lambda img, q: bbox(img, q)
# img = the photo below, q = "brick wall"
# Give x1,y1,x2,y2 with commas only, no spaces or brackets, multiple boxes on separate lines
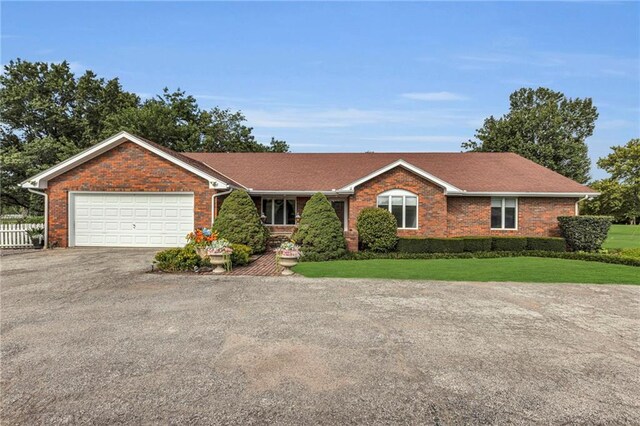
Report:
47,141,215,247
348,167,448,237
447,197,577,237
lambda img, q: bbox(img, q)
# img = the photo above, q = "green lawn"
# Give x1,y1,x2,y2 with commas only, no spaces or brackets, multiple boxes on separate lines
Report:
294,257,640,285
604,225,640,249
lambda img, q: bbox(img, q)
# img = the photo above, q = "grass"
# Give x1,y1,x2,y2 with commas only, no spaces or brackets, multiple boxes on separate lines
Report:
294,257,640,285
603,225,640,249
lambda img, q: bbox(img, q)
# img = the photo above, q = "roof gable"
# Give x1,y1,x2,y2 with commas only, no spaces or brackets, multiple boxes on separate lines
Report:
21,131,230,190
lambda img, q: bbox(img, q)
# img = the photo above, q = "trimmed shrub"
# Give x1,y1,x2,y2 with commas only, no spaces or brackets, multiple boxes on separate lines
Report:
154,246,209,272
292,192,347,260
526,237,566,252
492,237,527,251
356,207,398,252
620,248,640,259
462,237,493,252
212,190,269,254
396,237,465,253
230,243,252,266
558,216,613,252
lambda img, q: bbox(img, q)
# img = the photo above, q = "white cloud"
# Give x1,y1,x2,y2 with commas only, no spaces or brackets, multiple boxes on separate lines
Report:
401,91,468,101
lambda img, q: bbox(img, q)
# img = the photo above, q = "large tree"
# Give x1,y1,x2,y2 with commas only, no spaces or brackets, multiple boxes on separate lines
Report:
585,138,640,224
463,87,598,183
0,59,288,212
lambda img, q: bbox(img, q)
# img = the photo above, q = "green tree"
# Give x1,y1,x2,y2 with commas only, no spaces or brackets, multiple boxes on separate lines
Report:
212,190,269,253
463,87,598,183
0,59,289,212
0,59,139,210
292,193,347,260
102,88,290,153
587,139,640,224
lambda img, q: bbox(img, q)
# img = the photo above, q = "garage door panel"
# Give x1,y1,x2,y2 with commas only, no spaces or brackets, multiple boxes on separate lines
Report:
73,193,194,247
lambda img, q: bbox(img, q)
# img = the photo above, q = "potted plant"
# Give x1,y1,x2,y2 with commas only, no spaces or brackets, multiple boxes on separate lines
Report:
275,241,302,275
26,226,45,249
186,227,218,258
206,238,233,274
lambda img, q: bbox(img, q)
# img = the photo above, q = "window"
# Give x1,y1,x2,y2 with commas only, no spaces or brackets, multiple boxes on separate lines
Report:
491,197,517,230
376,190,418,229
262,198,296,225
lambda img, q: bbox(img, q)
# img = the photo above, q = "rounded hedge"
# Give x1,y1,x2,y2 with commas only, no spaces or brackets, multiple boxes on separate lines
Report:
356,208,398,252
212,190,269,254
558,215,613,252
292,192,346,260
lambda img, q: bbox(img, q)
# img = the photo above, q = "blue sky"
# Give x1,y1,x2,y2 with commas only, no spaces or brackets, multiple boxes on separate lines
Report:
2,1,639,180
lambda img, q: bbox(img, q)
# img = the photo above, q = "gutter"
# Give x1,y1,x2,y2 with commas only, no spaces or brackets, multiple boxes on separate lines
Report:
211,189,233,224
575,194,591,215
27,188,48,249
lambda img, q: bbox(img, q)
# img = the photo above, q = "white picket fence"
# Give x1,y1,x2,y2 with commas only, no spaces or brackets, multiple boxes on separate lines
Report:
0,223,44,248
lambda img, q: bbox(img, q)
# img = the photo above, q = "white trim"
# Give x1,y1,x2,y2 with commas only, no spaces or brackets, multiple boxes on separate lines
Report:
338,159,462,193
67,191,195,248
248,190,354,196
328,198,349,231
448,191,599,198
261,197,297,226
20,131,229,190
377,189,419,230
490,197,518,231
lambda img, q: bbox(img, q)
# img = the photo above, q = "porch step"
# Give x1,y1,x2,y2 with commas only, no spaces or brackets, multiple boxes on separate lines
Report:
267,233,291,249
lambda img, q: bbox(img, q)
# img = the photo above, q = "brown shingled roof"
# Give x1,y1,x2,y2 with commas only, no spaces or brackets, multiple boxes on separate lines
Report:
182,151,595,194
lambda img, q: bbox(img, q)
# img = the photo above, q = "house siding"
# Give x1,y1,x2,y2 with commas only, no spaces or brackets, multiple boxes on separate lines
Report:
348,167,448,237
47,141,215,248
446,197,577,237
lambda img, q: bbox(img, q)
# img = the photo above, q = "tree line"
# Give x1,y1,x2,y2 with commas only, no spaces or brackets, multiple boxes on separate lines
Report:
1,60,637,222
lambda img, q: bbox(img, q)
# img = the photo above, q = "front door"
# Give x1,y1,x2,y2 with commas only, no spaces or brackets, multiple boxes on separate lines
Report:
331,201,346,230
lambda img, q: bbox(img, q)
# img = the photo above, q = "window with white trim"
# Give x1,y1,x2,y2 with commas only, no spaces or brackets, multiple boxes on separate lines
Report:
491,197,517,229
377,189,418,229
262,198,296,225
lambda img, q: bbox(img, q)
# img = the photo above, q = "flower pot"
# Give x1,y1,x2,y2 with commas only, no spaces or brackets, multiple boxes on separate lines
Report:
31,236,44,249
208,252,228,274
278,255,298,276
195,247,208,259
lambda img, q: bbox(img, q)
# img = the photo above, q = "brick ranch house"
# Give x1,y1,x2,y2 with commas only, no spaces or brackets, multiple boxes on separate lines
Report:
22,131,598,250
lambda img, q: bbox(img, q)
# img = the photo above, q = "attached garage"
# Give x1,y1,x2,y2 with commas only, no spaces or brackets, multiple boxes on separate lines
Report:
70,193,194,247
21,132,230,248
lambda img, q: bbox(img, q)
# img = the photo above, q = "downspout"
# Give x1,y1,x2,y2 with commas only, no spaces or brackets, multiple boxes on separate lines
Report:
575,195,590,215
28,188,48,248
211,189,233,225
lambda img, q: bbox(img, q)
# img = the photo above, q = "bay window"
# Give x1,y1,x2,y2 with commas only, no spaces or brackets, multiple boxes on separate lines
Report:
491,197,517,230
262,198,296,225
377,190,418,229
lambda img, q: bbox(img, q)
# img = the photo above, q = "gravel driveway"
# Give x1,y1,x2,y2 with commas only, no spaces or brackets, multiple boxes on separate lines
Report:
2,248,639,424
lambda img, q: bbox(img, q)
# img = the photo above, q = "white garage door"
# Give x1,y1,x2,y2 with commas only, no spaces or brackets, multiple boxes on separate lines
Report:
72,193,194,247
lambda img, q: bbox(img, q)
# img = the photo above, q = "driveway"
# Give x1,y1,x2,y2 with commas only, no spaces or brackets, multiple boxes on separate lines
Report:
1,249,639,424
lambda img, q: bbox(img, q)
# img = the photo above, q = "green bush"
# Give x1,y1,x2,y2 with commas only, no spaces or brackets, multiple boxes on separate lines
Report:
526,237,566,252
558,216,613,252
396,237,465,253
492,237,528,251
356,207,398,252
154,246,209,272
335,250,640,267
619,248,640,259
292,192,346,260
230,243,252,266
212,190,269,254
462,237,492,252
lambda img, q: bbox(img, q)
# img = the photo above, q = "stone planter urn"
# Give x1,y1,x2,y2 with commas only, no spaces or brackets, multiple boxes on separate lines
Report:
195,247,208,259
278,255,298,276
208,252,228,274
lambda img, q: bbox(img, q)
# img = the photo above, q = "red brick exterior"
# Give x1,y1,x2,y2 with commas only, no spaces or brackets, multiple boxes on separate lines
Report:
47,142,215,248
347,167,448,237
447,197,577,237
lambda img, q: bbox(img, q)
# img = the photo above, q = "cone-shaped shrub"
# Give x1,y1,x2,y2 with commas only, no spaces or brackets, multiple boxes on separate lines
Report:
212,190,269,253
292,192,346,260
357,207,398,252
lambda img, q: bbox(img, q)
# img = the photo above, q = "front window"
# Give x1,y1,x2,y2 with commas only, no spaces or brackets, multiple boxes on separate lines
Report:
491,197,517,230
377,190,418,229
262,198,296,225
